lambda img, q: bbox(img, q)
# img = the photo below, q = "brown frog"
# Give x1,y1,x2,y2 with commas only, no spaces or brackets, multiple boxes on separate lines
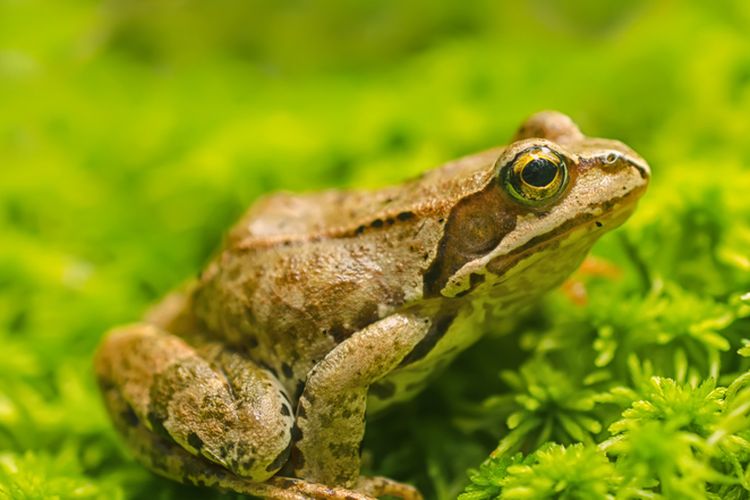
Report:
95,111,650,499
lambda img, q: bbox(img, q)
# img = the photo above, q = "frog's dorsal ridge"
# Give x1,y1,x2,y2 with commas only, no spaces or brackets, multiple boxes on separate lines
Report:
231,148,504,248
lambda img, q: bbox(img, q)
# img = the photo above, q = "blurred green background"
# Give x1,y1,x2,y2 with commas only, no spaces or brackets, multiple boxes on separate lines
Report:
2,0,750,498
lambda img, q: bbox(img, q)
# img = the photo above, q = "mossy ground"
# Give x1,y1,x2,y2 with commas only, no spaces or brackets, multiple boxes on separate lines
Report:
2,1,750,499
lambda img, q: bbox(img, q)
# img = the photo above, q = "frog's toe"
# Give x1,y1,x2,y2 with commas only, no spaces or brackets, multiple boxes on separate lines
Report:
356,476,423,500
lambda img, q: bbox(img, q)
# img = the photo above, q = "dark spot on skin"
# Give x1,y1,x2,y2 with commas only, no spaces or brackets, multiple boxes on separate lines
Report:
265,439,293,472
352,303,381,334
355,224,366,235
187,432,204,451
455,272,486,297
397,211,415,221
328,323,351,343
341,408,352,419
147,411,171,439
242,457,256,472
294,380,305,401
400,312,456,366
470,272,486,287
297,402,307,419
386,217,395,225
281,362,293,379
281,403,291,416
246,336,259,348
595,221,603,227
121,404,140,427
371,218,384,228
370,381,396,400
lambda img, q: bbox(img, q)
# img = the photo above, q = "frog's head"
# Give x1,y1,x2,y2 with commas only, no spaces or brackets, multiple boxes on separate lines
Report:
425,111,650,299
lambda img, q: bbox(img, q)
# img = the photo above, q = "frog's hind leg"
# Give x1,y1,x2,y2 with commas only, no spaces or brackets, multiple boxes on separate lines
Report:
96,324,389,499
101,375,376,500
95,324,297,486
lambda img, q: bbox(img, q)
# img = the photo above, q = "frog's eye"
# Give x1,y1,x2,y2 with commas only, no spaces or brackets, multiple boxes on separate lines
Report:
501,146,569,206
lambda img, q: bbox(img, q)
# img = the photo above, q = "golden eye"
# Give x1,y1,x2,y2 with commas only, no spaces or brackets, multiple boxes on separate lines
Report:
501,146,568,206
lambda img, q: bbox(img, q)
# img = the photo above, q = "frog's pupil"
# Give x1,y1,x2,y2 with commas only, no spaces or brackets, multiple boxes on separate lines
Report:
521,159,557,187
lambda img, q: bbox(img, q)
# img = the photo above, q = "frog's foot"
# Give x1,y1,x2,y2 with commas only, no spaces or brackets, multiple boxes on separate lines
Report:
256,475,422,500
95,323,295,485
99,380,375,500
356,476,423,500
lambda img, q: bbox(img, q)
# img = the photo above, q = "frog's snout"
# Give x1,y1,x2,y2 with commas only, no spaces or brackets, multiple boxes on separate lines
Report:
627,156,650,180
585,138,650,183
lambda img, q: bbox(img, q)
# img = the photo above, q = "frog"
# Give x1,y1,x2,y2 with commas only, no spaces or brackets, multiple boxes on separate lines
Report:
95,111,650,500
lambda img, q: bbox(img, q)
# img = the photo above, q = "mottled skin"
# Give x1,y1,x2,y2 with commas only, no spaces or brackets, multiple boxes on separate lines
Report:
95,112,650,499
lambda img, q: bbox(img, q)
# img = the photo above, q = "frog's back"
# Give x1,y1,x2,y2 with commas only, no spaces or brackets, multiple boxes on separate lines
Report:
226,148,502,247
189,148,500,395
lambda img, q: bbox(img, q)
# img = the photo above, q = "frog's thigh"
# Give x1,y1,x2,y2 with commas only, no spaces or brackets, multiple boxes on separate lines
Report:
95,323,294,482
292,313,431,487
99,381,378,500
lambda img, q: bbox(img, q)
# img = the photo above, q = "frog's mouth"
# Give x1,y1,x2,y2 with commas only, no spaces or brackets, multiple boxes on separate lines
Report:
485,191,641,280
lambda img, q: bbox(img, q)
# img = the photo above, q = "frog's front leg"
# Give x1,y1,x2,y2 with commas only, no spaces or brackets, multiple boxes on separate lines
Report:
291,313,431,497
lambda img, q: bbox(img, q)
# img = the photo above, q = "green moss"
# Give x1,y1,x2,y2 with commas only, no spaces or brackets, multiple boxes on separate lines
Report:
2,1,750,499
